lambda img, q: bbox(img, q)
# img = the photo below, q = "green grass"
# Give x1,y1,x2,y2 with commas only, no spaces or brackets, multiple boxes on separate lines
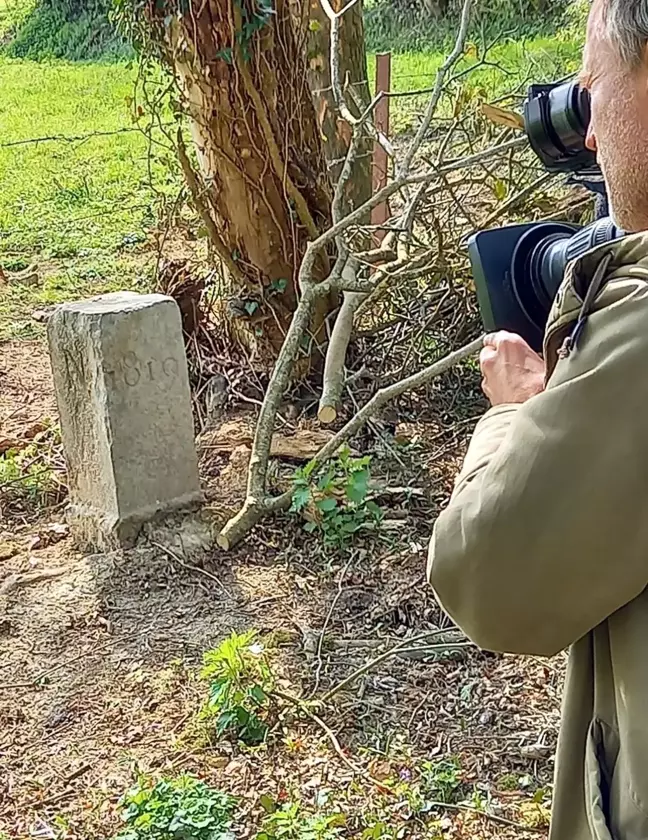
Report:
0,0,34,41
0,56,172,338
367,33,583,131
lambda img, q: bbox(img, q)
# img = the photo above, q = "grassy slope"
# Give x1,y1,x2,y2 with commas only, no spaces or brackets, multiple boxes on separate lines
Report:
0,57,170,338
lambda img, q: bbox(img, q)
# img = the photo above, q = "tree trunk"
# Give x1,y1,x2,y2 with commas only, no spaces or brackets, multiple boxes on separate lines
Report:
292,0,373,217
143,0,334,363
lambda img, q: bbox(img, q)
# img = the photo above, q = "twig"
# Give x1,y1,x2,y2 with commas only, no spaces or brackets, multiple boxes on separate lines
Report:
150,540,234,600
272,687,382,786
480,171,554,229
298,137,526,284
28,765,93,809
0,637,123,691
399,0,474,177
426,800,546,833
311,557,354,695
407,690,432,732
321,629,465,704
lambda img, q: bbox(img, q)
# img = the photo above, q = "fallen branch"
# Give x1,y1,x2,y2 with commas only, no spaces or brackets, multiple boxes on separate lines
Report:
321,628,467,704
217,335,483,548
318,289,365,423
306,336,484,467
272,687,383,786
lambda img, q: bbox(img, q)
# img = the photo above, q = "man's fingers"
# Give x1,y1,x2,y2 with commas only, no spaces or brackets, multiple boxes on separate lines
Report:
479,346,497,370
483,330,526,350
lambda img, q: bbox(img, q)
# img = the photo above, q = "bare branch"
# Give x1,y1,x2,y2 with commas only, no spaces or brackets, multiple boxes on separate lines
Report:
318,291,363,423
399,0,474,177
299,137,526,282
217,336,483,548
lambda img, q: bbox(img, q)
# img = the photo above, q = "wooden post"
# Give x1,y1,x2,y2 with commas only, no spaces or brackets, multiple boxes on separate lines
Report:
371,52,391,243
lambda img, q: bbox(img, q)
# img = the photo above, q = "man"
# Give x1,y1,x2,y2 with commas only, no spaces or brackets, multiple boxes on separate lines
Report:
428,1,648,838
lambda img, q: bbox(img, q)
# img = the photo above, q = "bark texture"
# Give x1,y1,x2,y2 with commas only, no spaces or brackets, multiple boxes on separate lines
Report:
294,0,373,216
147,0,335,358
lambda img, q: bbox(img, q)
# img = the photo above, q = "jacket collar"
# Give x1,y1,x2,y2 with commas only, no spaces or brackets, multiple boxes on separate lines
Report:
544,231,648,374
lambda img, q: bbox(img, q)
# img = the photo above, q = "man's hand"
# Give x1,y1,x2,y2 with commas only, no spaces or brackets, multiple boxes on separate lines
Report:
480,331,546,406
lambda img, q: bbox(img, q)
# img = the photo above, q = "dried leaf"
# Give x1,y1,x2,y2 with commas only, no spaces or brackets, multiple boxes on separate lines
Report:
481,102,525,131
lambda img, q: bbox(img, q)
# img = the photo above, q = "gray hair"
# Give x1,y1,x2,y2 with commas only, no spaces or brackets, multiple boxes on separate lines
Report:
605,0,648,65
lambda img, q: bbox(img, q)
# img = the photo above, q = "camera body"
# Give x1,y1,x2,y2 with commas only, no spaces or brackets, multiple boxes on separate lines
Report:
469,81,624,347
469,222,577,352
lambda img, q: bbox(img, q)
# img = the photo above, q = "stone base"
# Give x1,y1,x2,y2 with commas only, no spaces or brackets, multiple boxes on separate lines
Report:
68,490,204,552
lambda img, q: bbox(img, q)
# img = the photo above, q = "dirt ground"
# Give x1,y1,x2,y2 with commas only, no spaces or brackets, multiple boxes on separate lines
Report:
0,339,563,840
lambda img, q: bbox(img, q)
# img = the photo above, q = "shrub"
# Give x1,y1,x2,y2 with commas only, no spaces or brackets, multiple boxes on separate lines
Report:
116,775,236,840
200,630,273,746
6,0,132,61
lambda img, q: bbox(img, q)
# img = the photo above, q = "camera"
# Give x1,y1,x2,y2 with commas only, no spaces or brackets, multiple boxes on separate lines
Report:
468,80,624,350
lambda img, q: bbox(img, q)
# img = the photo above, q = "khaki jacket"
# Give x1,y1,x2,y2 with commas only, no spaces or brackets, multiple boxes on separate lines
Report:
428,232,648,840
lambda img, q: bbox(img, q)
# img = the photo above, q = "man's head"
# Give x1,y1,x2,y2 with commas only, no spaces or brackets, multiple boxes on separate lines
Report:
582,0,648,232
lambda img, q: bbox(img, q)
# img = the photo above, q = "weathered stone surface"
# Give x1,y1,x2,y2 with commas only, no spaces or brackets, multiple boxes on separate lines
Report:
48,292,203,550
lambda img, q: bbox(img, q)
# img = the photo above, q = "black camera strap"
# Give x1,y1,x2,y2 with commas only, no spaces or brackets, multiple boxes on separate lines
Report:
558,252,614,359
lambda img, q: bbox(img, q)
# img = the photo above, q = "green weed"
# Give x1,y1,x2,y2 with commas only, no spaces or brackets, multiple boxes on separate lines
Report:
200,630,273,746
116,774,236,840
291,445,382,546
0,438,61,509
257,801,345,840
419,757,464,804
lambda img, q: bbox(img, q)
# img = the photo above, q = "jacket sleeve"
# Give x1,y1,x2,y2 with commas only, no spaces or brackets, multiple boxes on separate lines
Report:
428,285,648,656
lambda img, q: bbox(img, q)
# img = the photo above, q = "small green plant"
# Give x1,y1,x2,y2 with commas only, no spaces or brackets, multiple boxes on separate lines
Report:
291,445,382,546
420,757,463,804
257,801,344,840
116,775,235,840
200,630,272,746
0,437,62,511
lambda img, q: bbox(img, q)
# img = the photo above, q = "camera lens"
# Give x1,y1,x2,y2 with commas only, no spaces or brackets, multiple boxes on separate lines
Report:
511,223,578,331
524,81,596,172
510,217,622,333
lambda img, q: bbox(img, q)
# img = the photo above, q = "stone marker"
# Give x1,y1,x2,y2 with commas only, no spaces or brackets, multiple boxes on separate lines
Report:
48,292,203,550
